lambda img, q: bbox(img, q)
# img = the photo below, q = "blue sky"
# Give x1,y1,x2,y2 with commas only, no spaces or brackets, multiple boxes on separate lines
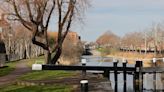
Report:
50,0,164,42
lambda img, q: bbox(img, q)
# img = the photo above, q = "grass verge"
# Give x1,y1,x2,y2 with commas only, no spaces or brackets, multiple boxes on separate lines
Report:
0,84,73,92
26,56,44,67
0,61,17,77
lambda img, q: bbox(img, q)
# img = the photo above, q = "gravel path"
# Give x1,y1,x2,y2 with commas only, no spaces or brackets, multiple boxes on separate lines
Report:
0,61,31,86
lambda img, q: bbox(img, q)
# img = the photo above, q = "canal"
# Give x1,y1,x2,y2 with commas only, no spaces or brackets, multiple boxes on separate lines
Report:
80,55,164,92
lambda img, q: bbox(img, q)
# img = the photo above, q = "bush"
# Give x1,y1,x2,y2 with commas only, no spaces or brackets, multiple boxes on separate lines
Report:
60,38,83,65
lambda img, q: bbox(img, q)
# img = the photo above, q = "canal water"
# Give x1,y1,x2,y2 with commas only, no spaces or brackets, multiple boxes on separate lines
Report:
80,55,164,92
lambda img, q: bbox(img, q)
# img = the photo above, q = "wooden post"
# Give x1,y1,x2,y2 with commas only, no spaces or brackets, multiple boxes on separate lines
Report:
141,72,144,92
103,69,110,80
123,59,127,92
80,80,88,92
81,59,87,78
113,60,118,92
135,61,143,92
133,71,135,91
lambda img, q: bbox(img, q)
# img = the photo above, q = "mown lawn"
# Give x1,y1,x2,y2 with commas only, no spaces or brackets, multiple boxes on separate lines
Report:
0,84,73,92
19,70,78,80
0,61,17,77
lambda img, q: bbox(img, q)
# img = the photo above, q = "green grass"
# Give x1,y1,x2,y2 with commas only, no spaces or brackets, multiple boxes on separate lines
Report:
19,70,77,81
97,47,110,55
0,61,17,77
97,47,119,55
0,84,73,92
97,47,108,53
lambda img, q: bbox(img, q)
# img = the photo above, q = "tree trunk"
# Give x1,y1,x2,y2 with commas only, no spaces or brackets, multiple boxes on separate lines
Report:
45,50,51,64
51,47,62,64
139,46,141,54
24,49,26,59
25,42,30,59
20,44,23,59
154,45,157,57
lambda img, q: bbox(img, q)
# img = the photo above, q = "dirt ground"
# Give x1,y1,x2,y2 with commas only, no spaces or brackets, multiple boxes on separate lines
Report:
0,61,31,86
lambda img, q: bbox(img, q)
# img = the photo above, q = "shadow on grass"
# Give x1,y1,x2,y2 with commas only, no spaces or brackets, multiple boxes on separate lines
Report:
0,66,8,69
0,66,14,77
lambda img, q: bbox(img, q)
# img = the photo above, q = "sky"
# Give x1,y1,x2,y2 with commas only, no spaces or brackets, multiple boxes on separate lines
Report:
50,0,164,42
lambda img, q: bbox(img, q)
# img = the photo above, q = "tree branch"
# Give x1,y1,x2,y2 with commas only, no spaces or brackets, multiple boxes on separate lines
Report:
12,0,32,30
57,0,62,42
45,0,56,29
61,0,72,27
25,0,34,22
51,0,75,64
40,1,48,28
61,1,75,44
32,29,49,50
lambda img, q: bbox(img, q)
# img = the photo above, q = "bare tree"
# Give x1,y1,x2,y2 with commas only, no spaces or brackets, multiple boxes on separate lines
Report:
122,32,143,53
149,23,164,56
96,30,120,48
2,0,88,64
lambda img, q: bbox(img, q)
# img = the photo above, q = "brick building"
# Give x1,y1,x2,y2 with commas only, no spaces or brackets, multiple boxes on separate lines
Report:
48,31,81,45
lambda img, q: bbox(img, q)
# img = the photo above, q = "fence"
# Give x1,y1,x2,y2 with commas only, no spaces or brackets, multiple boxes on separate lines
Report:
32,59,164,92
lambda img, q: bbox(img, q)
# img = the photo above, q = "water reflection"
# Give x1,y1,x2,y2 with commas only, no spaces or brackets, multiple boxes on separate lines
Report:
143,73,163,92
110,73,134,92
